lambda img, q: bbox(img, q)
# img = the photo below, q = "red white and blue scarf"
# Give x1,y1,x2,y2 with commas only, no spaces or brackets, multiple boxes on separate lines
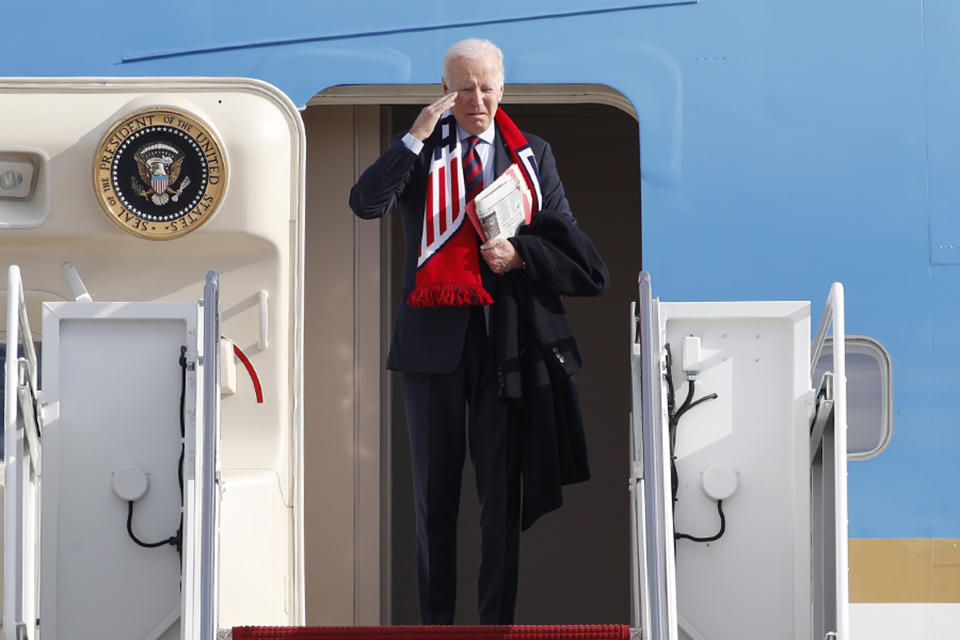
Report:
407,108,543,308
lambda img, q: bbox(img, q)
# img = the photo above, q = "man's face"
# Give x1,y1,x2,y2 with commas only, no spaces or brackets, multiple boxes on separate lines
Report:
442,55,504,136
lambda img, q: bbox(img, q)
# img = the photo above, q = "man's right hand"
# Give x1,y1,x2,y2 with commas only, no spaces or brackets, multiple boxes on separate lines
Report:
409,92,458,141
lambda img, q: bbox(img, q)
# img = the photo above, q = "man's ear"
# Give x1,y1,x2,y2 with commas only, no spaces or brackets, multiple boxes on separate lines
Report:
442,78,449,95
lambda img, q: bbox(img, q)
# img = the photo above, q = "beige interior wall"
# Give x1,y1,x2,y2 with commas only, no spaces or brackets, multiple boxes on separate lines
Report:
301,104,381,625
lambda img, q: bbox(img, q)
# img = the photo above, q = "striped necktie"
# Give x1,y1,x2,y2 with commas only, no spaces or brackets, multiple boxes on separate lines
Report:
463,135,483,202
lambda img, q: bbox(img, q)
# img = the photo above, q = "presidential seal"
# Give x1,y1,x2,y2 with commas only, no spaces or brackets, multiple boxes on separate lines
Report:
93,107,227,239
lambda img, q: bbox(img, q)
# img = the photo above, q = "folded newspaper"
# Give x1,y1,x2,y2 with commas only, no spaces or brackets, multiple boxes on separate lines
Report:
467,163,533,243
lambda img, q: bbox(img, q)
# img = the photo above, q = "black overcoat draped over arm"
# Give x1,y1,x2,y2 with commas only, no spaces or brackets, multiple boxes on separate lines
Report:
496,210,609,530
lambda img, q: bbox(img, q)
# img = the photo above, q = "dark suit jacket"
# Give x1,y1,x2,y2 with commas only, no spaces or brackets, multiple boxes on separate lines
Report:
349,122,574,373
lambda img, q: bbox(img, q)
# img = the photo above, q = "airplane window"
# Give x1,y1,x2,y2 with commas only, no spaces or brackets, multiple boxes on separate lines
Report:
812,335,892,460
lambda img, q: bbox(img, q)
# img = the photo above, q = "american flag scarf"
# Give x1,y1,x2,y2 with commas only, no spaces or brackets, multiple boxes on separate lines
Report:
407,108,543,307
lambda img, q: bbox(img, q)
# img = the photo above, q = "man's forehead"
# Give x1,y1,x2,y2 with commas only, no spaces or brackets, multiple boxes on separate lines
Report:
447,56,500,77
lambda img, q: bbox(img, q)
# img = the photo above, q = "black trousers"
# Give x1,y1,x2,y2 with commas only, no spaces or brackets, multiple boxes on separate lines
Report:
401,308,521,625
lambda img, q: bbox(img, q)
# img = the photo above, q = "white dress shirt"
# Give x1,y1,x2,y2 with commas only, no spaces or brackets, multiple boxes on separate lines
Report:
402,121,497,190
458,123,496,189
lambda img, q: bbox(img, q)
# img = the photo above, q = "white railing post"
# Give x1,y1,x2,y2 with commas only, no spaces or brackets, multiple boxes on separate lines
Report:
200,271,221,640
631,272,678,640
5,265,41,640
810,283,849,640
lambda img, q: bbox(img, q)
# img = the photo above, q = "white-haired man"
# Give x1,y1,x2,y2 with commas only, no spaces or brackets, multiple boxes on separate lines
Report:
350,38,606,624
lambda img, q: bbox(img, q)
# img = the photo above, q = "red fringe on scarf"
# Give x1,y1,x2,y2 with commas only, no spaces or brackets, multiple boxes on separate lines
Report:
407,283,493,308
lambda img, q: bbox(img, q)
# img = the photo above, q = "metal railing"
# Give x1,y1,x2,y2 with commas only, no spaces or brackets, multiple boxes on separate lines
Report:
629,272,678,640
200,270,221,640
4,265,42,640
810,282,849,640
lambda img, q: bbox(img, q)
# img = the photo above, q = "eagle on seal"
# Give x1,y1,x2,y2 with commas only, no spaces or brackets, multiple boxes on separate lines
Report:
134,142,188,206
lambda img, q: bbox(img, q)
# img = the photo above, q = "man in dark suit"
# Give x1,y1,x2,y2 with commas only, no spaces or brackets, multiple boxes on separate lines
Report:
349,38,579,625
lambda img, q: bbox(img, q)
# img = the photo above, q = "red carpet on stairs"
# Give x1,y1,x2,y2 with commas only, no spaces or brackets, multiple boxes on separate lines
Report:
231,626,631,640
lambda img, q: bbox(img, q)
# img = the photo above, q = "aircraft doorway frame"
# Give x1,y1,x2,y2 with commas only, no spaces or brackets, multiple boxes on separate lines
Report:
303,83,638,625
